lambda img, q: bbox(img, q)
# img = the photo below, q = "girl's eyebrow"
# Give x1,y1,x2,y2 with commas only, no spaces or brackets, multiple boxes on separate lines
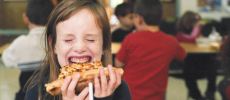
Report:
60,33,75,37
85,33,99,37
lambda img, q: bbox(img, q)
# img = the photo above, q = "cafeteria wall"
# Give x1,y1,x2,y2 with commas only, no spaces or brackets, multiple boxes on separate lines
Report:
3,0,230,29
177,0,230,21
0,0,3,28
0,1,27,29
0,0,177,29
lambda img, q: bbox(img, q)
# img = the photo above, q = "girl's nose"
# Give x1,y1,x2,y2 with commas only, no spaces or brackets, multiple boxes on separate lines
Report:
73,42,87,54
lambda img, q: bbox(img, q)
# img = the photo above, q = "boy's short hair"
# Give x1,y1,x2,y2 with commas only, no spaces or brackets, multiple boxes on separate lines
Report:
26,0,54,25
115,3,134,18
134,0,162,25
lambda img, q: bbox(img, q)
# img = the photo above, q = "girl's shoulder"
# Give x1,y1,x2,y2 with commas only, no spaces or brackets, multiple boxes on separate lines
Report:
26,83,39,100
26,76,49,100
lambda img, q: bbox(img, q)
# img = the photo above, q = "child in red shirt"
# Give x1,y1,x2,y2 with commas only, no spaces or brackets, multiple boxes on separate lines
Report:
115,0,186,99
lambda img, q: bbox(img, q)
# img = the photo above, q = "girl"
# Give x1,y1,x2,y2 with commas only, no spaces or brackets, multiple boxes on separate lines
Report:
25,0,131,100
176,11,206,43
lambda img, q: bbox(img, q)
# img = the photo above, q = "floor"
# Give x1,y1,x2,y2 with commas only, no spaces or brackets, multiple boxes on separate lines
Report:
0,61,224,100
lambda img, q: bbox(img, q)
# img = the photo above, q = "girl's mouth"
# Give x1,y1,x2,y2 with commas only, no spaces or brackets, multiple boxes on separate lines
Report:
69,56,91,64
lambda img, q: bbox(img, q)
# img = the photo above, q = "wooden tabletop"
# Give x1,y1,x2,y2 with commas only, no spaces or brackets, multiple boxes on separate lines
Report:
0,43,10,55
111,42,122,54
179,42,220,53
111,42,221,54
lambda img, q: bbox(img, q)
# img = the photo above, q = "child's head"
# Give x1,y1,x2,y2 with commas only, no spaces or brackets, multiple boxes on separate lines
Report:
176,11,201,33
25,0,54,25
134,0,162,26
115,3,134,30
45,0,111,69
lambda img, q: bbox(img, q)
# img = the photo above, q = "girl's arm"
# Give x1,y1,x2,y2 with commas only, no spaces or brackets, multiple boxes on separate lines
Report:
177,25,201,43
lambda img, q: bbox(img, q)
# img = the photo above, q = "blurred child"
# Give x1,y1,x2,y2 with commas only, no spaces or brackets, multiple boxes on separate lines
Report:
115,0,186,99
217,35,230,100
112,2,134,42
1,0,54,100
176,11,206,43
25,0,131,100
178,11,218,100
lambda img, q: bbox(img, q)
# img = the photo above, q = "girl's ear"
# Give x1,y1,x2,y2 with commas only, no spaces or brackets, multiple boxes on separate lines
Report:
22,13,29,24
48,36,57,54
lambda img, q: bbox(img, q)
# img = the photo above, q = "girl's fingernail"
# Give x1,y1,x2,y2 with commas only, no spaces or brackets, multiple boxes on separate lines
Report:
95,76,98,80
100,67,104,71
76,74,80,77
67,76,71,80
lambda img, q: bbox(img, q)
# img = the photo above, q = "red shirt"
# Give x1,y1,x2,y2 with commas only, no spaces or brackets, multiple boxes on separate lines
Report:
116,30,186,100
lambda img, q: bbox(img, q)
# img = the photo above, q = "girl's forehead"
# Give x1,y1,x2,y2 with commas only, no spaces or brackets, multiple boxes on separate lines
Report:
57,8,101,28
55,8,103,36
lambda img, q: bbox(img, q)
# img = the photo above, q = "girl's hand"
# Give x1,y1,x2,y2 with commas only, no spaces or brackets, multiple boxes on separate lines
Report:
196,20,206,27
94,65,121,98
61,74,89,100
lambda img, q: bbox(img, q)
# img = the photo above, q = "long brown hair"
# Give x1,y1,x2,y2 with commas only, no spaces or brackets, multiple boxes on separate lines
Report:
26,0,112,99
176,11,201,35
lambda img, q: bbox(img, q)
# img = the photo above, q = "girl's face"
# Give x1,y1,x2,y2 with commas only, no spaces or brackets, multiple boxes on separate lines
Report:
55,8,103,67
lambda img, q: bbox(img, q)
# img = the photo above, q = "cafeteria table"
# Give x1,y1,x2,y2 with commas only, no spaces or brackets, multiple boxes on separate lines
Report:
0,42,221,55
0,43,11,56
112,42,221,54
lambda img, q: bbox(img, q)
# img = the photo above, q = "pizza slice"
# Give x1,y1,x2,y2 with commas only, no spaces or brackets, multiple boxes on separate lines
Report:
44,61,124,96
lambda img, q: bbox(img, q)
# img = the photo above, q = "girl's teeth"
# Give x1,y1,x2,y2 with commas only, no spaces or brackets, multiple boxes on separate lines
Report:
71,57,89,63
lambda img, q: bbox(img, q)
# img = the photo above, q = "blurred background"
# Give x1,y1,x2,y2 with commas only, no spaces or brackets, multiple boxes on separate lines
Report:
1,0,230,100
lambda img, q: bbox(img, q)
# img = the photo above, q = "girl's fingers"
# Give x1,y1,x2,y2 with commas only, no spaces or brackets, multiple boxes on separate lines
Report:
100,67,107,94
94,75,101,96
107,65,116,92
67,74,81,97
61,76,72,98
77,87,89,100
85,94,90,100
85,95,90,100
115,70,121,89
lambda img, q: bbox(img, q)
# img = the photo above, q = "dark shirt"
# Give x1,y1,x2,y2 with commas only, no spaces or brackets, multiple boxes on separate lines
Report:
26,79,131,100
112,28,134,42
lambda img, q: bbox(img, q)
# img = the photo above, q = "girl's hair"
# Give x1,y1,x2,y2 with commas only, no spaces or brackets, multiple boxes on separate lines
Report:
220,36,230,80
26,0,111,99
176,11,201,35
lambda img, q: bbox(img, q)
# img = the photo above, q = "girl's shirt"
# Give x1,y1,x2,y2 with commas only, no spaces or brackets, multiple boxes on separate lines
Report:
26,78,131,100
176,25,201,43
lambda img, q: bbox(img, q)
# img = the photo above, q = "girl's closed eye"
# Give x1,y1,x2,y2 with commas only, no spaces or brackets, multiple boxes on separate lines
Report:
64,39,73,43
86,39,95,42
